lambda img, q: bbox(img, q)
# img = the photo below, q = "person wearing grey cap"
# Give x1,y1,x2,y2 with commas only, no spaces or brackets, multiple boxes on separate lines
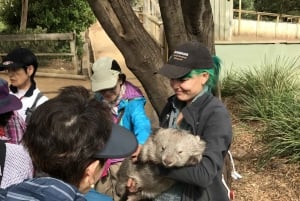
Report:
128,41,233,201
90,57,151,201
0,47,48,122
0,86,138,201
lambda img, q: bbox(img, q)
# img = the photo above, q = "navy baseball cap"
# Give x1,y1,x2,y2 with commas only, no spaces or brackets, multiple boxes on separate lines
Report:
158,41,213,79
0,48,38,71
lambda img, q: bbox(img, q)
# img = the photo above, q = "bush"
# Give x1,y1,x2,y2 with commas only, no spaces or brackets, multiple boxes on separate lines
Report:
0,0,95,33
0,0,95,58
221,56,300,165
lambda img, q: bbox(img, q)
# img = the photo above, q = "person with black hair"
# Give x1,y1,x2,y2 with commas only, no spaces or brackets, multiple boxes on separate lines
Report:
90,57,151,201
0,85,137,201
0,48,48,122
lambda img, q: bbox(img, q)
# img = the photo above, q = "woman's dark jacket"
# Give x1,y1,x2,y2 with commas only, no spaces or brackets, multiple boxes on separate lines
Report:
159,93,232,201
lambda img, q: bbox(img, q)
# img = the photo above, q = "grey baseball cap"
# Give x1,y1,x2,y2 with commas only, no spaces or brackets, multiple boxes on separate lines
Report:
94,124,137,158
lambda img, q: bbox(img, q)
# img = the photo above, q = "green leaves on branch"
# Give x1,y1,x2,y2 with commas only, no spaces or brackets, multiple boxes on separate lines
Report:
0,0,95,33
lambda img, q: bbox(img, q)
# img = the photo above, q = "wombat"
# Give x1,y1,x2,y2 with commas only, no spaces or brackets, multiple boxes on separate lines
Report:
116,128,206,201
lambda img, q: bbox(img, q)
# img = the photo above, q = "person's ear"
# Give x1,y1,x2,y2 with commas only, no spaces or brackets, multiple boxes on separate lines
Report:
26,65,34,76
200,72,209,85
78,160,101,194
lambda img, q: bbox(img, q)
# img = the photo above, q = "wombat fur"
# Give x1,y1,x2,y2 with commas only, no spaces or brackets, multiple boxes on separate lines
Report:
116,128,206,201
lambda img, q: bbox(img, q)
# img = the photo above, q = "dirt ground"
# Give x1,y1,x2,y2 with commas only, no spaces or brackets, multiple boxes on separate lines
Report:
1,22,299,201
229,118,300,201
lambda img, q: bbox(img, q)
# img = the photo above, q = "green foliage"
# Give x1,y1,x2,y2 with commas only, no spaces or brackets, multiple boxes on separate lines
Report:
221,56,300,165
233,0,300,21
233,0,255,10
254,0,300,15
0,0,95,58
0,0,95,33
0,21,5,32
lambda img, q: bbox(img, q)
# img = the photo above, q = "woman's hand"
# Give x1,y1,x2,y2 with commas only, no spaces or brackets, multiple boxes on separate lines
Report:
131,145,142,162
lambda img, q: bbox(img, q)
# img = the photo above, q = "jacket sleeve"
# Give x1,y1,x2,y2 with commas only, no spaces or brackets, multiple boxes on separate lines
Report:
127,98,151,145
159,107,232,188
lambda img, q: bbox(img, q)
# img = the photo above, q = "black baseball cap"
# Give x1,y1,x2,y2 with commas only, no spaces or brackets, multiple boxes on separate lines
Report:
0,48,38,71
94,124,138,158
158,41,213,79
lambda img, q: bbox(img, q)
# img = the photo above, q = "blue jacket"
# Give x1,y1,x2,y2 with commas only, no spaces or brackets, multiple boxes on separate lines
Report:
85,189,112,201
118,81,151,145
0,177,85,201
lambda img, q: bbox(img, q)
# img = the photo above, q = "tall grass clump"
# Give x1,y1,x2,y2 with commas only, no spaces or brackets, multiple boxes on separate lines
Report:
221,56,300,165
260,102,300,165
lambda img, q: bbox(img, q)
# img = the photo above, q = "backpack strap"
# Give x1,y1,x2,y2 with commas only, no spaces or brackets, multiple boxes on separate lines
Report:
30,92,44,110
0,140,6,185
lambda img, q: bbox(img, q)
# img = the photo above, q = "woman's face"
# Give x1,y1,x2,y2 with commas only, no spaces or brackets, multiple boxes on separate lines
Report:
99,80,122,105
170,72,209,103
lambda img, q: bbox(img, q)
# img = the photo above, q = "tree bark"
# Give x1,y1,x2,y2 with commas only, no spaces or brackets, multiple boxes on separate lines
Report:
158,0,188,54
182,0,215,54
87,0,172,116
159,0,215,56
20,0,28,31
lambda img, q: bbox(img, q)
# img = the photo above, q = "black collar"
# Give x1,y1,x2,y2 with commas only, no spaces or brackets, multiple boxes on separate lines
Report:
10,80,37,97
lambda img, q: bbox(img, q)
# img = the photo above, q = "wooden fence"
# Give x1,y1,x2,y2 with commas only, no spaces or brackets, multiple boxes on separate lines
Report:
142,0,234,41
233,9,300,39
0,32,85,78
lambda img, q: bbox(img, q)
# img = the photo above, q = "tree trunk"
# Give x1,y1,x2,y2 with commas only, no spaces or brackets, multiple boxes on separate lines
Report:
87,0,172,116
182,0,215,54
158,0,188,54
158,0,215,56
20,0,28,31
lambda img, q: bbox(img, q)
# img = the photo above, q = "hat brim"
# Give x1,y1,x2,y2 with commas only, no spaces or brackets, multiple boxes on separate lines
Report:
91,71,119,92
0,61,25,70
158,63,192,79
91,78,118,92
0,95,22,114
94,124,137,158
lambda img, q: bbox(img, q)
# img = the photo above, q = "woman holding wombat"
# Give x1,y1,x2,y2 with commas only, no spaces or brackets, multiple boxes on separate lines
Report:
128,41,233,201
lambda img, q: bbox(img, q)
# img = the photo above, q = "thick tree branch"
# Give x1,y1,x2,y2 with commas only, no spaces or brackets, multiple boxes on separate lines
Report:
87,0,172,115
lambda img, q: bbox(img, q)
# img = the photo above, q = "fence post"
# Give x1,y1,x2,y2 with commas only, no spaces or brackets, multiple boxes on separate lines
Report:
70,32,78,74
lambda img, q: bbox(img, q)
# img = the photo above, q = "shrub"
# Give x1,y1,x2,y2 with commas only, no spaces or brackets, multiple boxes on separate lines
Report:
0,0,95,33
221,56,300,165
0,0,95,58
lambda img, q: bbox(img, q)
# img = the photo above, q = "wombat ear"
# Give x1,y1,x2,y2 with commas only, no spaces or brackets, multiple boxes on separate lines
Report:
151,127,161,135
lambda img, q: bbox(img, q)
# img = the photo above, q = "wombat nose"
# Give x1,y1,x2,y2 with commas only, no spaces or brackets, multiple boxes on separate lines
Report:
162,159,173,167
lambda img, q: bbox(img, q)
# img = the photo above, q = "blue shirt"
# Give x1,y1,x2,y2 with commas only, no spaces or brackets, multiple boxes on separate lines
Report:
84,189,113,201
0,177,85,201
